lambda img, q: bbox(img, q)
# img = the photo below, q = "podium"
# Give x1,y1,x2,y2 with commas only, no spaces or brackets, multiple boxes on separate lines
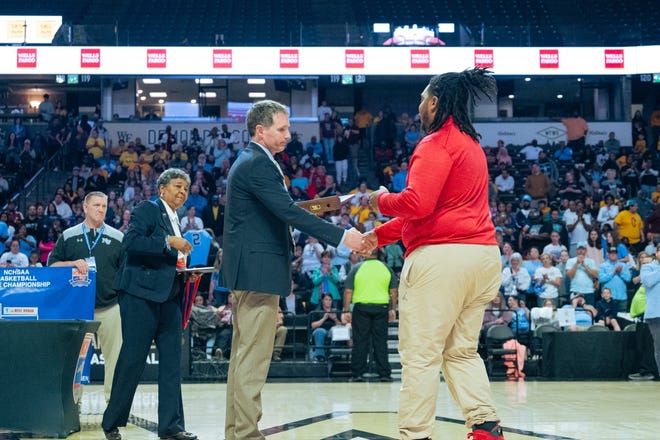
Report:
0,320,100,437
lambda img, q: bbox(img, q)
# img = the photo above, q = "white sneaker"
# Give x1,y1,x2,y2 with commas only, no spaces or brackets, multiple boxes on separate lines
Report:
628,372,655,381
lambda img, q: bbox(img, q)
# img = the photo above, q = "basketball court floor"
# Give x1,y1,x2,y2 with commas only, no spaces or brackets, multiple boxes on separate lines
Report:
4,379,658,440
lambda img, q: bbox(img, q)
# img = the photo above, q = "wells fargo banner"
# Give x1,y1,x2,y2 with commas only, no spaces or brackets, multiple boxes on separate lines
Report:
0,45,657,76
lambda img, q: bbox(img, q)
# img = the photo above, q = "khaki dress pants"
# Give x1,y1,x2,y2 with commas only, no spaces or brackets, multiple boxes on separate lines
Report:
398,244,502,439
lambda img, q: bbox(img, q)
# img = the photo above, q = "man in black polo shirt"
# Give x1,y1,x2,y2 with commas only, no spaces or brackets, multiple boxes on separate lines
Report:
48,191,124,402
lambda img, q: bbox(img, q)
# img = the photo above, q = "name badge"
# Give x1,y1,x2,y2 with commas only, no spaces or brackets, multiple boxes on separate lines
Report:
85,257,97,272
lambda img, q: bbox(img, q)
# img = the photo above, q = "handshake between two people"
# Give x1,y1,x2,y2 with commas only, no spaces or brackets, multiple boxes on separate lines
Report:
343,185,389,256
343,228,378,256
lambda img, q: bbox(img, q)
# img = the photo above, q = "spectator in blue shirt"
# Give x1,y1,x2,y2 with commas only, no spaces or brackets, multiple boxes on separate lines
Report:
392,161,408,193
554,141,573,162
566,241,599,305
562,294,597,331
0,215,9,253
598,246,632,312
290,168,309,191
507,296,530,337
640,246,660,377
305,136,324,157
15,224,37,258
184,184,207,217
522,246,543,276
98,151,117,175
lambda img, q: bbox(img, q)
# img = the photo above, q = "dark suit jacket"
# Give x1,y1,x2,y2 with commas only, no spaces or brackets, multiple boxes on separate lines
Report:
201,202,224,238
114,199,180,302
223,142,344,296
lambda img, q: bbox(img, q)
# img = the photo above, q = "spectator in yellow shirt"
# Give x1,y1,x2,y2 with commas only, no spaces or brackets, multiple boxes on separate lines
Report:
651,184,660,203
354,107,373,148
634,133,647,156
136,156,152,176
86,129,106,157
154,144,171,162
140,149,155,165
118,144,138,169
88,144,104,159
614,199,644,251
110,139,126,158
350,194,375,230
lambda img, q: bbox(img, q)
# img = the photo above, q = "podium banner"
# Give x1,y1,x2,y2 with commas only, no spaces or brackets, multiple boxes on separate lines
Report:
0,267,95,320
0,267,96,383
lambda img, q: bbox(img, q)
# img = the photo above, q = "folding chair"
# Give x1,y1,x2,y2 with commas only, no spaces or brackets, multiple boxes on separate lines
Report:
485,325,518,377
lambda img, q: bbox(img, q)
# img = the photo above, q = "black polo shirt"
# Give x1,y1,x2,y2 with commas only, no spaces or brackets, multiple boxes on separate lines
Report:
48,222,123,308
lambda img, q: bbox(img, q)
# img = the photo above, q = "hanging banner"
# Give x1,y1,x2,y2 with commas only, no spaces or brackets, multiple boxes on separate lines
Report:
0,45,657,75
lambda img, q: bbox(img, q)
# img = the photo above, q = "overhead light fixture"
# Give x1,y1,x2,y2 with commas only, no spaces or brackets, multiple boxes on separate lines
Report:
247,78,266,85
195,78,214,84
140,96,147,101
577,77,582,82
556,94,564,99
524,77,531,82
137,89,143,94
190,99,197,104
142,78,161,84
199,91,217,98
373,23,391,33
508,94,515,99
149,92,167,98
29,100,40,108
158,99,165,104
249,92,266,98
437,23,455,33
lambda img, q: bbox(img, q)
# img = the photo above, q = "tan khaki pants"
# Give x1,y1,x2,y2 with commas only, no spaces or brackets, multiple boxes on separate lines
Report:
94,303,123,403
225,290,278,440
398,244,502,439
273,325,288,358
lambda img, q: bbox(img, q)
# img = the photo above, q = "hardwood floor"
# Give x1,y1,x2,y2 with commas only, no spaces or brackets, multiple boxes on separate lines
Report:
3,380,658,439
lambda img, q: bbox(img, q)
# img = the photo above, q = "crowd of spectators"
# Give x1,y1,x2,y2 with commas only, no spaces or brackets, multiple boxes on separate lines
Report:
470,115,660,362
3,100,660,371
0,101,406,326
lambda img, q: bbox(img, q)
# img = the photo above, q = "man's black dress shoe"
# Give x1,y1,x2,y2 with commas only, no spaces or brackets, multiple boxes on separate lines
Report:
159,431,198,440
104,428,121,440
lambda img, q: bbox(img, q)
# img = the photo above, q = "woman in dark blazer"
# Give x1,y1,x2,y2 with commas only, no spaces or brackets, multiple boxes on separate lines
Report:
102,168,197,440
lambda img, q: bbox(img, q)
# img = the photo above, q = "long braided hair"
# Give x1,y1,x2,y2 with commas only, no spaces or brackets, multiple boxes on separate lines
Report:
424,68,497,142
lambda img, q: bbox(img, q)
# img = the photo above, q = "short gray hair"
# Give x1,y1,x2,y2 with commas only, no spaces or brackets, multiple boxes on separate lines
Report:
157,168,191,188
246,100,288,137
84,191,108,205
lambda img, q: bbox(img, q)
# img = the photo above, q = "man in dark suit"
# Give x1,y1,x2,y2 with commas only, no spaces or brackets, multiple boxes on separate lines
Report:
65,166,86,192
102,168,198,440
222,100,365,440
201,193,224,239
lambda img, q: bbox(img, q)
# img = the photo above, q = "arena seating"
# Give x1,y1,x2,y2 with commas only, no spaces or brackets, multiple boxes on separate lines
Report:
3,0,659,47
